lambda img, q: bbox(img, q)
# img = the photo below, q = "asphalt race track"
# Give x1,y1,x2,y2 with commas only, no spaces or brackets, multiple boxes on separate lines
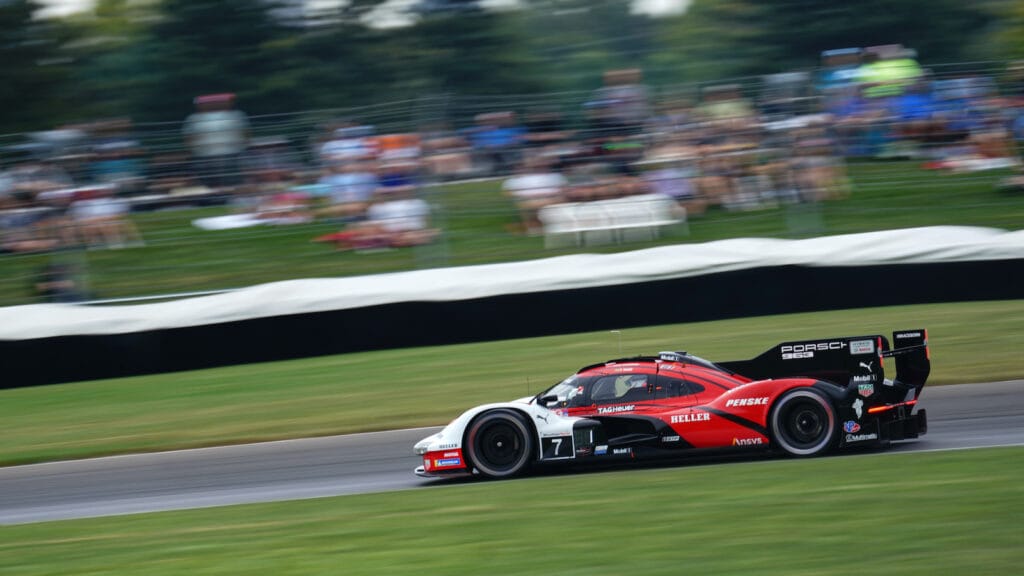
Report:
1,380,1022,525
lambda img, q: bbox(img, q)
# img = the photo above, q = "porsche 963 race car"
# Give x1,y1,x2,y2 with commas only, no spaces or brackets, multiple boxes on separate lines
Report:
414,329,929,478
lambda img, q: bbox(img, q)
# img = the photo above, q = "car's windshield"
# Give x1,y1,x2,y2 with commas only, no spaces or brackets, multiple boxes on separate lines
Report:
537,372,657,408
537,375,584,405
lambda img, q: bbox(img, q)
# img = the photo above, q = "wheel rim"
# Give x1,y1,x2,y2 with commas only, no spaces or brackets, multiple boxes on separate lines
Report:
772,391,835,456
477,421,524,471
789,405,826,444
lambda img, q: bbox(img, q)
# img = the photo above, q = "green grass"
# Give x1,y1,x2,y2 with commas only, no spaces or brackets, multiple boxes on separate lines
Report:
1,160,1021,306
2,447,1021,575
1,299,1022,467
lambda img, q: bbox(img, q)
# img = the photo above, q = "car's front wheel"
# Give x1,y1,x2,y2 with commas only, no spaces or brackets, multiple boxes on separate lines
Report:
465,410,533,478
770,388,837,457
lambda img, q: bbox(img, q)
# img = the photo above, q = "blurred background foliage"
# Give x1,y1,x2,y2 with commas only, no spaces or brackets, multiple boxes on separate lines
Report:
1,0,1020,133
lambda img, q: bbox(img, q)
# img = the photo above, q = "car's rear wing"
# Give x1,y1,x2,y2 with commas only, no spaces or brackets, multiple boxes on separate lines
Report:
717,329,930,399
884,329,930,401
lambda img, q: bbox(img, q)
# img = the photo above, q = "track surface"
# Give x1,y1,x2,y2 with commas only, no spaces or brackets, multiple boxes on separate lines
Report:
2,380,1022,525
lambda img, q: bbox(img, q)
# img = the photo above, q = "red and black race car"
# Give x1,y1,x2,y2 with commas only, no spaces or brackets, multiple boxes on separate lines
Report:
414,329,930,478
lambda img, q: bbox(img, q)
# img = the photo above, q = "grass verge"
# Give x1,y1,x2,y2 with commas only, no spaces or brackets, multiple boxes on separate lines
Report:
0,300,1022,466
1,447,1022,575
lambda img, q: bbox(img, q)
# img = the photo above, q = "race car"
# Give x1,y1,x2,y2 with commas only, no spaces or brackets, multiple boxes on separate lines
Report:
414,329,930,478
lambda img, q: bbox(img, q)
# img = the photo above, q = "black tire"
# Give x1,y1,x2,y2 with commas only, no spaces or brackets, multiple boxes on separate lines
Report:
770,388,837,457
465,410,533,478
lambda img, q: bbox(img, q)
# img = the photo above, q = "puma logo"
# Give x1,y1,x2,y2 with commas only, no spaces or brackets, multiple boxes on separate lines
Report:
859,361,874,371
535,414,549,424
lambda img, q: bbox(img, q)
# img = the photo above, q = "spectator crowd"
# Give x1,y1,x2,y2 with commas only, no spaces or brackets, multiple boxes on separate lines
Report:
4,48,1024,257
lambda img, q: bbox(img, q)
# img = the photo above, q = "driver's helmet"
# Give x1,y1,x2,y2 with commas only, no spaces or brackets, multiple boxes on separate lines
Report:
626,374,648,388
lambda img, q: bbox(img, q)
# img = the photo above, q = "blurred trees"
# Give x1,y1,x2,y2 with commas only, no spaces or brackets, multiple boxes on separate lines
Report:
0,0,1017,133
393,9,546,97
129,0,291,120
508,0,661,91
750,0,995,71
0,0,69,131
61,0,153,121
990,0,1024,61
653,0,1000,80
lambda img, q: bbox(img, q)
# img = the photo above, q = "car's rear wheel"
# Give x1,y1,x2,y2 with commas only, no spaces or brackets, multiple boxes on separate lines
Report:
465,410,533,478
770,388,837,457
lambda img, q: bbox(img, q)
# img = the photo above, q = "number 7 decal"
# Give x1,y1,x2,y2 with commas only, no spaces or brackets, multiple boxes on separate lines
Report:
542,435,573,460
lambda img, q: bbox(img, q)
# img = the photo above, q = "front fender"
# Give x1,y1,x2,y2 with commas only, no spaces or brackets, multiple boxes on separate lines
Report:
414,400,578,475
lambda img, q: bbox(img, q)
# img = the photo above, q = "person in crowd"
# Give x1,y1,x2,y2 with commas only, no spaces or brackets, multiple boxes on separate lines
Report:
501,156,568,235
313,187,438,251
144,151,207,202
1,154,75,252
788,126,850,202
586,68,651,139
1011,99,1024,157
318,121,378,167
857,45,923,101
696,84,756,129
522,107,580,170
90,118,146,196
242,136,301,187
466,111,526,176
817,47,864,103
827,83,882,157
375,134,423,197
182,93,250,190
69,185,144,249
316,160,379,221
638,135,707,216
420,122,474,181
691,142,736,210
362,187,438,248
886,79,939,158
252,188,314,226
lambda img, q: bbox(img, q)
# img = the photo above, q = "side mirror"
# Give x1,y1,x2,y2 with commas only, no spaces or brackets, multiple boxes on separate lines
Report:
538,394,559,408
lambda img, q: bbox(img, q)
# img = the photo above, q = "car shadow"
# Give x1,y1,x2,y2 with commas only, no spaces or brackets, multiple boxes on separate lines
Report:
416,441,925,487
